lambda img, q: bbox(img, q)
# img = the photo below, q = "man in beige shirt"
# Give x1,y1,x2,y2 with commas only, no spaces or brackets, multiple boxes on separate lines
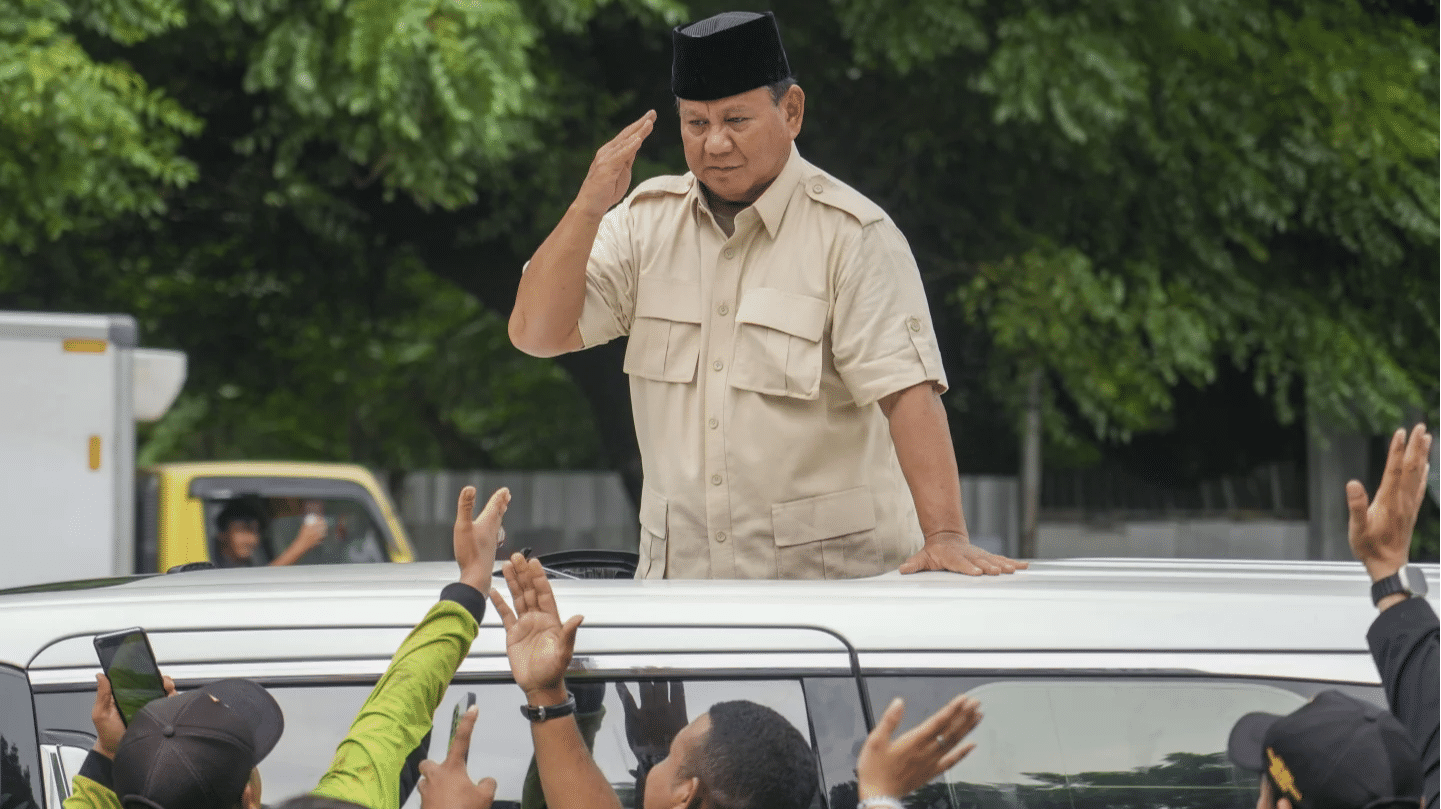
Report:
509,11,1025,580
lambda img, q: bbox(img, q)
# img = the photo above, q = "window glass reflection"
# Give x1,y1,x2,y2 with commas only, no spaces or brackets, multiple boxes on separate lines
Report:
866,677,1364,809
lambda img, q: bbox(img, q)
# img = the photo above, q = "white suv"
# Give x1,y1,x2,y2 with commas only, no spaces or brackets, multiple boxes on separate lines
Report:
0,556,1432,809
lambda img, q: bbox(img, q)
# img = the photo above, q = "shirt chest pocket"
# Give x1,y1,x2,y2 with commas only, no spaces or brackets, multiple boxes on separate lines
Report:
623,276,702,383
730,287,829,400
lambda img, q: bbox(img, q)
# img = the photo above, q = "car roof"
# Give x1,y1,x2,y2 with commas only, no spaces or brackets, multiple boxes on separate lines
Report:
2,559,1434,674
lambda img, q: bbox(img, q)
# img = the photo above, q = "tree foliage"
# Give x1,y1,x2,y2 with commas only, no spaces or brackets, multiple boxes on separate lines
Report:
0,0,1434,496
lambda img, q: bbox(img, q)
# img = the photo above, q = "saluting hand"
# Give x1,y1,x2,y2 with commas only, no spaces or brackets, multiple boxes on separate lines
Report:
576,110,656,217
489,554,584,702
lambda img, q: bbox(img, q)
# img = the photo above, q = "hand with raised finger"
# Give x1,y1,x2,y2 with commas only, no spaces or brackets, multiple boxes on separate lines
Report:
857,695,982,800
575,110,657,218
1347,423,1433,582
899,534,1028,576
456,486,511,594
418,704,498,809
488,554,584,703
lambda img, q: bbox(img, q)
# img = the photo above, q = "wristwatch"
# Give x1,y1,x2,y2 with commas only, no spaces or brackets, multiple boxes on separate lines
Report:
520,692,577,723
1371,565,1429,606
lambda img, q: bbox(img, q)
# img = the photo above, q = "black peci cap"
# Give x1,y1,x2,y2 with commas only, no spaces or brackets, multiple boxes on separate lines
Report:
1227,690,1423,808
113,679,284,809
672,11,792,101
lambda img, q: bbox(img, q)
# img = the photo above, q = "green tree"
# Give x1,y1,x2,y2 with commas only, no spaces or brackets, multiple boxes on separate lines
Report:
1,0,1434,527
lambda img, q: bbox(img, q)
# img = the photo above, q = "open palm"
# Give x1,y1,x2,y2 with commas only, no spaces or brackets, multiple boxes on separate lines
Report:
488,553,583,696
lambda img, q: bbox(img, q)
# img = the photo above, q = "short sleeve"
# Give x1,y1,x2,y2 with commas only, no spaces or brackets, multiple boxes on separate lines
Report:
829,221,948,406
576,205,637,348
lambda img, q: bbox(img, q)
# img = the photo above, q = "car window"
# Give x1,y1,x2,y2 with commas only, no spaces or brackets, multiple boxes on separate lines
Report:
0,665,43,809
205,496,387,566
865,676,1384,809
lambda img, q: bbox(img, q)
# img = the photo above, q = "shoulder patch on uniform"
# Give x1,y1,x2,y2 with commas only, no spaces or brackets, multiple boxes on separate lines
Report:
630,173,694,201
803,173,887,226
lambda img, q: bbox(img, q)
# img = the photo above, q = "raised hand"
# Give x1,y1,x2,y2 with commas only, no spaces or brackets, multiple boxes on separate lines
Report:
455,487,510,594
93,671,176,759
488,553,584,702
616,680,688,761
856,695,982,800
575,111,657,217
1347,423,1433,581
418,704,498,809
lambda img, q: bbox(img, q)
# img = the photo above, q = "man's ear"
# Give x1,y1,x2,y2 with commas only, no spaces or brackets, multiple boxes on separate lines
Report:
668,775,701,809
783,84,804,138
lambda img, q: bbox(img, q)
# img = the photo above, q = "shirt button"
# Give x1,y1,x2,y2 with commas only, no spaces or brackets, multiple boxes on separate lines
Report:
708,417,719,429
713,360,724,371
723,248,736,259
717,303,730,316
908,316,922,332
716,531,728,543
812,183,824,194
711,474,723,486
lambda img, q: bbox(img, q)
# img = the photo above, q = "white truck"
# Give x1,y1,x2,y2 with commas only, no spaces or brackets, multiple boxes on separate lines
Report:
0,311,187,588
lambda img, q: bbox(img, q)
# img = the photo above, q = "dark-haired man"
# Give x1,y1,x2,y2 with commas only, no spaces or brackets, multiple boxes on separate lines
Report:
212,500,327,568
470,552,984,809
64,486,510,809
509,10,1024,580
1227,424,1438,809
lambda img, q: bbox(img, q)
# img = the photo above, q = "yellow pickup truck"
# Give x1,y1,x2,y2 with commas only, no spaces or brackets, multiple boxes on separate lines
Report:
135,461,416,572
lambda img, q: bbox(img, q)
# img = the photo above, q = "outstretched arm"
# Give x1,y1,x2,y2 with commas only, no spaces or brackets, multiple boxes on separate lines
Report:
312,487,508,809
490,554,623,809
268,516,327,566
1347,424,1438,807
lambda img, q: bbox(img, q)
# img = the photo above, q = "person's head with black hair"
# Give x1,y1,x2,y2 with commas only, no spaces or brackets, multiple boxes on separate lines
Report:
644,699,817,809
213,500,262,565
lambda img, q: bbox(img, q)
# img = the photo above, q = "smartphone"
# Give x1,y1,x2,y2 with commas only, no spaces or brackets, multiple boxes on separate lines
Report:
448,692,476,762
93,628,169,725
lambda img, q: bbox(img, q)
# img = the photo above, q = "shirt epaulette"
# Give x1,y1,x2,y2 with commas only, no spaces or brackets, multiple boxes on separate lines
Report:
630,174,694,202
802,173,887,226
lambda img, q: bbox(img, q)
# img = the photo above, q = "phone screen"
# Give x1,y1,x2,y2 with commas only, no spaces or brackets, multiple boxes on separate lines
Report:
448,692,476,762
94,629,168,725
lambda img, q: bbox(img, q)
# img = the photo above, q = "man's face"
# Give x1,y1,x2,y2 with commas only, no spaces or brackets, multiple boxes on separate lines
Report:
678,85,803,205
644,713,710,809
220,521,260,561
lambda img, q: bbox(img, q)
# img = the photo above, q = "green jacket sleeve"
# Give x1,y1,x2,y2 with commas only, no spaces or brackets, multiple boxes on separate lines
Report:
311,586,483,809
63,775,122,809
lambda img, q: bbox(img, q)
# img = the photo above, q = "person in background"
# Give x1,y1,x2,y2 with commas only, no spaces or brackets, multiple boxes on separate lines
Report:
1227,424,1437,809
66,486,510,809
212,500,327,568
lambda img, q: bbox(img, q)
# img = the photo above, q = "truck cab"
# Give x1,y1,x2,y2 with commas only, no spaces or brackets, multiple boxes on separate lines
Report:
137,461,416,572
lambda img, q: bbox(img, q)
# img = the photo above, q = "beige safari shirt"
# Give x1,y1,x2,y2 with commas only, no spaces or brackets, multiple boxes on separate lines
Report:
576,144,948,579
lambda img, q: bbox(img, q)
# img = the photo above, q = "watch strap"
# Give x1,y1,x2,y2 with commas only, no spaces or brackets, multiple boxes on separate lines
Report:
1371,568,1413,606
521,692,577,723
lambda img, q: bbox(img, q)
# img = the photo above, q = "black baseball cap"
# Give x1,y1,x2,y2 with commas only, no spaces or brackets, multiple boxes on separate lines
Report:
113,679,284,809
1227,690,1423,808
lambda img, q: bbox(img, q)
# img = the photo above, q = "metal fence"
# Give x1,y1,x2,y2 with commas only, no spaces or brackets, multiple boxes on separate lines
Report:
394,470,638,561
391,471,1024,561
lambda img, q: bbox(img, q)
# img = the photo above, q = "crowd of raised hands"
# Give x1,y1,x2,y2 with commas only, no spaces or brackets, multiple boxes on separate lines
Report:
417,547,984,809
